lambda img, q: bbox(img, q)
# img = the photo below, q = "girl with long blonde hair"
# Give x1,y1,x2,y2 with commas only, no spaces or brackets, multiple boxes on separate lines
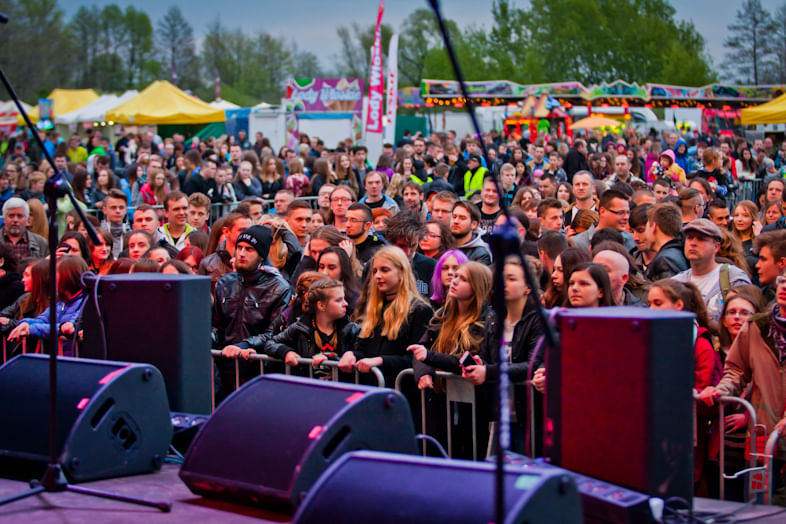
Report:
338,246,432,384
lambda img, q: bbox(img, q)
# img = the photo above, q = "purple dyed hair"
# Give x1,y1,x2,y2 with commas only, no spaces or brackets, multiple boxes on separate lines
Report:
430,249,470,304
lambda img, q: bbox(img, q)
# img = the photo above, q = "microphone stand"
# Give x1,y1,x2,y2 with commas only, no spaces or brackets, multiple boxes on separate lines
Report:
0,14,169,512
426,2,560,523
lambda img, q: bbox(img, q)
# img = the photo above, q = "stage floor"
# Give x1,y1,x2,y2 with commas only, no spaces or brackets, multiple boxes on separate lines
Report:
1,463,784,523
0,464,291,523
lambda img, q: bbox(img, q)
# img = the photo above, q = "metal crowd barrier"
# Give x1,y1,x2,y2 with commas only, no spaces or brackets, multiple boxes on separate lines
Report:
734,179,764,204
210,349,385,411
395,368,480,460
85,196,320,226
1,335,70,363
693,392,784,504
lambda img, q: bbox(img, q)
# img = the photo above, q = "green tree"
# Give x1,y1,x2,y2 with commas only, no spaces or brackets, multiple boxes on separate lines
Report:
68,5,100,86
764,2,786,83
0,0,76,102
335,22,393,79
156,5,199,89
398,8,460,86
723,0,775,84
124,6,155,87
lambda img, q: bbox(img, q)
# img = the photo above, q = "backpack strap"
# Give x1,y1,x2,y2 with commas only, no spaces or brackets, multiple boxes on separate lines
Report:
719,263,731,303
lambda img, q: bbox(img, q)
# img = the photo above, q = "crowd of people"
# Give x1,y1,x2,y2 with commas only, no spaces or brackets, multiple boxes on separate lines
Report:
1,123,785,501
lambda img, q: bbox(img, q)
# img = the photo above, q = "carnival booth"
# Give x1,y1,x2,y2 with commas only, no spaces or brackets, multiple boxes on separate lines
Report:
19,88,99,126
740,92,786,125
106,81,225,125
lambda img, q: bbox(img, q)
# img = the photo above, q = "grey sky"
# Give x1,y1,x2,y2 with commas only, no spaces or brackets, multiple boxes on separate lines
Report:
58,0,783,83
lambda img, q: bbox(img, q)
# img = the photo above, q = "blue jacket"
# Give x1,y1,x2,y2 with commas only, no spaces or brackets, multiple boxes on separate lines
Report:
673,139,690,172
22,291,87,356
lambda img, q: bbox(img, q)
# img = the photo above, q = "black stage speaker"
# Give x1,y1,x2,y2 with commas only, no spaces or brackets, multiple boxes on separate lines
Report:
545,307,695,503
81,273,212,414
179,374,418,510
0,354,173,482
293,450,583,524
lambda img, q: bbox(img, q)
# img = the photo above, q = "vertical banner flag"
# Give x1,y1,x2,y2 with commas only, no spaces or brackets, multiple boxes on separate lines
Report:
383,32,399,145
365,0,385,134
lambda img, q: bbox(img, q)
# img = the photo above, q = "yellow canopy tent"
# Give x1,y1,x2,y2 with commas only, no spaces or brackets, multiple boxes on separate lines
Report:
19,89,99,124
740,92,786,125
106,81,225,125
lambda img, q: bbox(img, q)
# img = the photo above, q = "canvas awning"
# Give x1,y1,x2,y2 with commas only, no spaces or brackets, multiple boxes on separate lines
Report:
740,92,786,125
57,91,139,124
19,89,99,124
106,81,225,125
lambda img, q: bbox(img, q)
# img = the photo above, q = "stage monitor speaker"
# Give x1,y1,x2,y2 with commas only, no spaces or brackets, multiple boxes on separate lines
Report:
179,374,418,510
0,354,173,483
293,450,583,524
545,307,695,503
81,273,212,414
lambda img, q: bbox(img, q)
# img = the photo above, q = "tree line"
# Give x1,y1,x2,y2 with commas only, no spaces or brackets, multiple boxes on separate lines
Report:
4,0,771,107
723,0,786,84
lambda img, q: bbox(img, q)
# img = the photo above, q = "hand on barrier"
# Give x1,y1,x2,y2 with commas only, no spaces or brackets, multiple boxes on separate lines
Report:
311,354,328,367
0,317,9,326
338,352,356,373
753,220,763,236
698,386,722,406
61,322,75,336
357,357,382,373
418,375,434,390
725,413,749,433
7,322,29,341
532,367,546,393
285,351,300,367
407,344,428,362
222,345,256,360
775,416,786,435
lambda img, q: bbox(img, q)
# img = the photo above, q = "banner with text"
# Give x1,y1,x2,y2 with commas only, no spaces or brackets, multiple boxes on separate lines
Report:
285,78,364,112
383,32,399,145
365,0,385,134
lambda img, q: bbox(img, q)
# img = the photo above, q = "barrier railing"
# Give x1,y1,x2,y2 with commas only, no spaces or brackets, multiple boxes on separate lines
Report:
85,196,320,226
395,368,481,460
1,335,70,363
715,395,767,501
209,349,385,411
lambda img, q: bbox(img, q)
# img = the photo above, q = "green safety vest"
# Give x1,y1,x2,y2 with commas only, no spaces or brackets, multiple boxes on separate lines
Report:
463,166,488,196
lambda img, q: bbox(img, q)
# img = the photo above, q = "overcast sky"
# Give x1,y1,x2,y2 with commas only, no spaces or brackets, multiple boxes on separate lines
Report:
59,0,783,83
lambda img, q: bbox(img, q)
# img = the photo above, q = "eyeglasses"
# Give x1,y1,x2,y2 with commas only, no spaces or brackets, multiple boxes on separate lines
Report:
605,208,630,217
725,308,753,319
331,197,352,203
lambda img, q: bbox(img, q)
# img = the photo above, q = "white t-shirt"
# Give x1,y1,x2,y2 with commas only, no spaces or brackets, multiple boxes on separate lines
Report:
672,264,751,322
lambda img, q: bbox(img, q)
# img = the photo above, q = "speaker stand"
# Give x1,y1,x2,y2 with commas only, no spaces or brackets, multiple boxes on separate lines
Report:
0,13,170,513
0,464,170,511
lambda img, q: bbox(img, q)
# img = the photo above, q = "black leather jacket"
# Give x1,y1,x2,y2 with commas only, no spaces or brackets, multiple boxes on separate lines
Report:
211,267,292,348
258,313,360,360
646,238,688,282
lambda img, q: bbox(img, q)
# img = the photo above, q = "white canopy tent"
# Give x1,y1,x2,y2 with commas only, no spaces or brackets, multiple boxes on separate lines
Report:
0,100,33,126
57,90,138,124
210,99,240,110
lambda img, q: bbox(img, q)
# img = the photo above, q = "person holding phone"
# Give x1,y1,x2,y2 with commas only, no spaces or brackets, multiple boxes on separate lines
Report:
408,261,492,458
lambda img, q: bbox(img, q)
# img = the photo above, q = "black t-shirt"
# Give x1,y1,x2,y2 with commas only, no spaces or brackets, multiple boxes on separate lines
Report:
479,209,501,235
364,197,385,210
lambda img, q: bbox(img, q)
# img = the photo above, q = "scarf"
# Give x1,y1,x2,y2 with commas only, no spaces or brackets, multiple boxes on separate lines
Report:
769,303,786,366
312,318,338,358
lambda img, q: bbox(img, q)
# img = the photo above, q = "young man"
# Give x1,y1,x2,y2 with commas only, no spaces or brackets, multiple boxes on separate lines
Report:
563,170,598,226
402,181,427,221
537,198,564,233
101,188,130,258
463,154,487,197
652,178,671,203
132,204,160,237
273,189,295,216
644,203,689,281
384,210,435,298
158,191,194,250
451,200,491,265
672,218,750,322
236,197,265,224
478,177,501,235
183,158,219,201
430,191,458,227
707,199,730,229
329,186,355,232
285,199,313,247
213,225,291,397
346,203,386,264
423,162,455,199
753,230,786,300
359,171,399,213
537,173,557,199
188,192,211,233
572,189,636,252
198,212,253,288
